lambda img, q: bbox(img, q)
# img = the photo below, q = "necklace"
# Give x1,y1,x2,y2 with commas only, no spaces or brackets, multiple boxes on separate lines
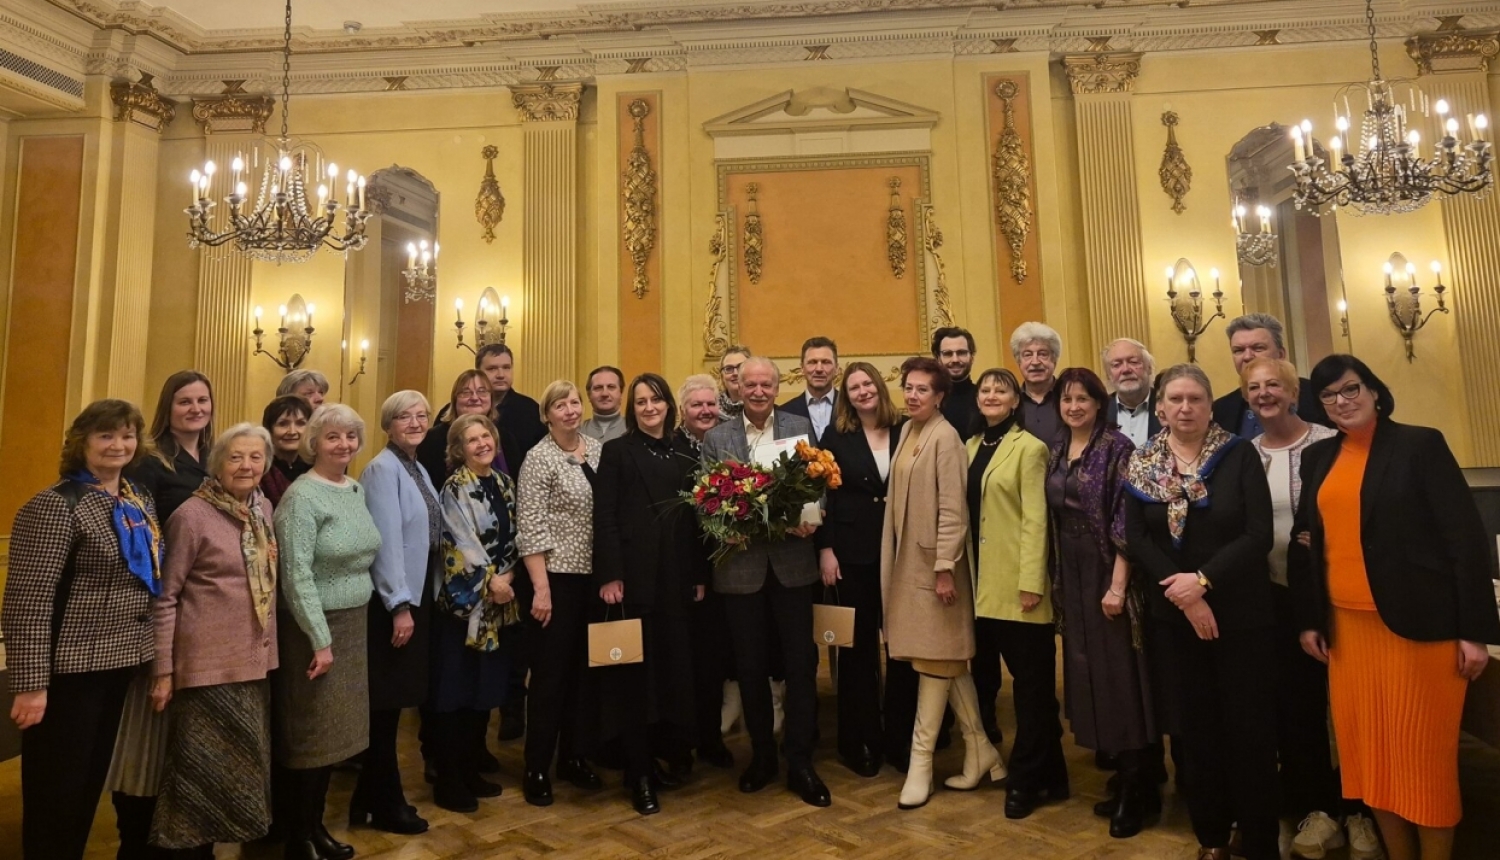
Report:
979,435,1002,449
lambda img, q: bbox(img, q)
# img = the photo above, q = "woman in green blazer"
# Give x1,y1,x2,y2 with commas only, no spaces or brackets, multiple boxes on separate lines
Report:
966,367,1068,820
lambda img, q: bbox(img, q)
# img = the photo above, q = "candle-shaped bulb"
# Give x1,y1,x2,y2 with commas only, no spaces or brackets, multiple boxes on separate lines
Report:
1235,204,1247,218
305,304,315,327
455,297,463,311
347,168,357,184
1384,262,1394,275
204,160,216,176
360,339,369,354
278,304,288,317
1435,99,1449,115
418,239,428,251
279,155,292,172
420,249,430,265
317,184,328,202
1446,118,1460,135
254,305,263,320
1210,267,1220,281
1405,262,1415,275
407,243,417,268
341,339,347,351
190,169,201,185
479,297,489,313
1335,115,1349,132
231,156,244,173
1407,130,1420,146
1337,299,1347,313
433,243,439,260
327,163,339,179
1300,119,1312,134
236,181,247,197
1431,260,1442,275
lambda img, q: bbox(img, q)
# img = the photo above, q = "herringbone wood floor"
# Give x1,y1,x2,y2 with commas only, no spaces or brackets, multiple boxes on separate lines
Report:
4,660,1499,859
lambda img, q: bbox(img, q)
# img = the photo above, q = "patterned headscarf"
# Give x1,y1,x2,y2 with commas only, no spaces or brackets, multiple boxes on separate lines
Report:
67,471,162,596
193,477,278,627
1124,424,1240,548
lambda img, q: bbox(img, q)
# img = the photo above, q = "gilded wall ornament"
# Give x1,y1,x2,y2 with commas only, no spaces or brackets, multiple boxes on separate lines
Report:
922,204,955,328
1159,111,1192,214
189,93,274,135
743,183,765,285
703,211,732,362
511,82,584,122
991,79,1033,284
1405,30,1500,74
622,99,659,299
886,177,908,279
110,73,175,131
1061,53,1142,95
476,145,507,244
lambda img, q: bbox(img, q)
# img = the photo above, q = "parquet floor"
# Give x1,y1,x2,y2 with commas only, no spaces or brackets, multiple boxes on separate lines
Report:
4,662,1499,859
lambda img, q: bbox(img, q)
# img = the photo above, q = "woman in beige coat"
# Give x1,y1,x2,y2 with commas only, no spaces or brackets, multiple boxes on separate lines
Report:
881,357,1003,810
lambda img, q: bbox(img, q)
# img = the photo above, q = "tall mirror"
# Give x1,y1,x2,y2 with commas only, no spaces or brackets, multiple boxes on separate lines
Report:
1226,124,1349,369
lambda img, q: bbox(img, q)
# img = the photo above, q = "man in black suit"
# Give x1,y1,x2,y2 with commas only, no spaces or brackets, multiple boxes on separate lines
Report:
778,336,840,440
1102,337,1160,447
1209,314,1330,437
932,326,978,437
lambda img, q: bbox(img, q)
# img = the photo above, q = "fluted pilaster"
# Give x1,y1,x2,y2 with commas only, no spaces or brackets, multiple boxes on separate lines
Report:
514,83,583,390
1065,54,1151,355
193,137,254,422
102,112,163,404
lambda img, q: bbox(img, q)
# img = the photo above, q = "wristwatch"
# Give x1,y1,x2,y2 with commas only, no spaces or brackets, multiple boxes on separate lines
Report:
1196,571,1212,590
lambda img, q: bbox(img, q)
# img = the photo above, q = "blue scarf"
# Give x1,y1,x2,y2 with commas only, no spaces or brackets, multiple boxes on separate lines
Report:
66,470,163,597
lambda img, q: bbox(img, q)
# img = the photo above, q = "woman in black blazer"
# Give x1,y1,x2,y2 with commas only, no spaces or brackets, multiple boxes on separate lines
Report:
1289,355,1500,856
592,373,711,815
815,361,910,776
1123,364,1279,860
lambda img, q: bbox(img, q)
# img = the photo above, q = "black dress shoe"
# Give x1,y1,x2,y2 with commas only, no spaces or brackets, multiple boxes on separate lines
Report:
310,823,354,860
1108,783,1160,839
697,743,735,769
477,749,502,774
631,776,661,816
557,757,603,790
523,771,554,807
1005,787,1040,820
650,760,685,791
837,747,881,778
350,800,429,835
466,774,503,798
738,758,777,793
283,839,325,860
433,781,479,814
787,767,831,808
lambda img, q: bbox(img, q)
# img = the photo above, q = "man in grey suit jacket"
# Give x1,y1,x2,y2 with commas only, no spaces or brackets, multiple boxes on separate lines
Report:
699,356,830,808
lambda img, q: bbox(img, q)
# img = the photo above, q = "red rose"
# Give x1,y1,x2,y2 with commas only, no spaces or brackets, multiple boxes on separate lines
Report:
754,473,771,488
709,473,728,487
731,463,752,480
704,497,721,514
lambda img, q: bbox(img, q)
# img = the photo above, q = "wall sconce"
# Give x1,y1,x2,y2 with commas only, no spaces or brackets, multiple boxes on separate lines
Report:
1232,201,1277,267
342,338,369,386
1165,259,1225,363
252,293,315,371
1383,253,1449,361
454,286,509,354
402,240,437,303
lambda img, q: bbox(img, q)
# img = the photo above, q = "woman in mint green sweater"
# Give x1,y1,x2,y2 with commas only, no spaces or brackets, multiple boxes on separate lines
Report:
272,403,381,860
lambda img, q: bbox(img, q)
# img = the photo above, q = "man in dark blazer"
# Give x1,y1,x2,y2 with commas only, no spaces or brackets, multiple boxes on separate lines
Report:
1102,337,1161,447
1210,314,1330,437
778,336,840,440
701,356,830,808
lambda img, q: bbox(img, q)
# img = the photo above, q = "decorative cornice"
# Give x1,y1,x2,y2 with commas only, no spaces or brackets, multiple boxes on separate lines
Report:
1405,28,1500,74
110,71,174,131
511,82,583,122
1062,52,1142,95
190,89,274,134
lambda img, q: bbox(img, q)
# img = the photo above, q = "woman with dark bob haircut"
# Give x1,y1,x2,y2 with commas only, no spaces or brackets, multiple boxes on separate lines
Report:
1290,354,1500,860
3,399,160,860
261,394,314,509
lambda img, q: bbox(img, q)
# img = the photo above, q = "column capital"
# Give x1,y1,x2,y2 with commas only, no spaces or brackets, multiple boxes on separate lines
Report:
511,82,585,123
1405,29,1499,75
110,73,175,133
1061,53,1143,96
190,82,275,135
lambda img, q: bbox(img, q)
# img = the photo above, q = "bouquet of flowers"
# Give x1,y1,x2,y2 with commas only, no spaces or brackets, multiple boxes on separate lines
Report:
686,439,843,564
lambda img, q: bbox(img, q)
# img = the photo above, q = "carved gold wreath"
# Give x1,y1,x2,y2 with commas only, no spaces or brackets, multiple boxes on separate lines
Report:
621,99,658,299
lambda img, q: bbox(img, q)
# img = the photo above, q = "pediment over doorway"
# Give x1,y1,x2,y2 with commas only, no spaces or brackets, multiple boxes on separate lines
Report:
703,87,940,136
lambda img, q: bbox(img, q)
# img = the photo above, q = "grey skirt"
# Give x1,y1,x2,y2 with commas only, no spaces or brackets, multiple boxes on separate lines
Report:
273,605,370,769
151,680,272,848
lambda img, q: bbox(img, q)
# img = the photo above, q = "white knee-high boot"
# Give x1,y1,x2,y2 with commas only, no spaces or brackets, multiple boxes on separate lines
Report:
944,672,1006,790
899,674,953,809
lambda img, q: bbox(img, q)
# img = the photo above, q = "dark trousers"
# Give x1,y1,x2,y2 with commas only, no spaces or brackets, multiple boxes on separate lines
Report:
431,709,486,791
1156,622,1280,860
353,708,408,814
523,571,590,773
1273,588,1340,819
881,648,919,764
975,617,1067,793
832,563,883,758
19,667,132,860
721,573,818,769
689,589,731,751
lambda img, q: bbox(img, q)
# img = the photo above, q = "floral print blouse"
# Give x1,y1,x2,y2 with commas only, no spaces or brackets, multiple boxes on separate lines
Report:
515,434,602,574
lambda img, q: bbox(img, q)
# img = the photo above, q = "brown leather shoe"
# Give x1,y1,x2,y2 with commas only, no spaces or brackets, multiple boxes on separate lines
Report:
1196,848,1230,860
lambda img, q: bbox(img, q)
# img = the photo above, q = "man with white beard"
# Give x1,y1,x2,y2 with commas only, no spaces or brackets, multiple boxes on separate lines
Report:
1101,338,1160,447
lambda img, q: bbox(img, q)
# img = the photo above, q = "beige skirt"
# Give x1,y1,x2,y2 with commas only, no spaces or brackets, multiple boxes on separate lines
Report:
273,605,370,769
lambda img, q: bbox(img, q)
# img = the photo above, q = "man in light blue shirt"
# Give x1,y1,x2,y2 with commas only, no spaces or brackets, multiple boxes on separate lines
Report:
778,336,839,440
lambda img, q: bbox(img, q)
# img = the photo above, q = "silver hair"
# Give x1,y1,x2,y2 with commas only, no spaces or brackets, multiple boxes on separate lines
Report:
379,390,431,433
677,373,719,407
300,403,366,463
1155,363,1214,402
1225,313,1286,353
739,356,781,386
1101,337,1156,379
1009,321,1062,361
206,423,273,477
276,369,330,397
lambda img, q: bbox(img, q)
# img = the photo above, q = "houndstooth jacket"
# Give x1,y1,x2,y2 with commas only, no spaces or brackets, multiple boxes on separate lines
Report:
1,483,156,693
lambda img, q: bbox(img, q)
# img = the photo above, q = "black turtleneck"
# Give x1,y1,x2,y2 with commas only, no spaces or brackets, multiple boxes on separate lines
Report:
941,376,979,439
967,414,1018,563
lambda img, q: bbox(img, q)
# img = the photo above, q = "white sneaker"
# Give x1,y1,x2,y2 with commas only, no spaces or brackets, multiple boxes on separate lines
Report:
1291,811,1345,859
1345,814,1385,860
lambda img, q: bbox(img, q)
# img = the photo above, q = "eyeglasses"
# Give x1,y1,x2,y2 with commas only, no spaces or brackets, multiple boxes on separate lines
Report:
1317,381,1364,405
937,350,971,359
392,412,429,425
720,362,744,375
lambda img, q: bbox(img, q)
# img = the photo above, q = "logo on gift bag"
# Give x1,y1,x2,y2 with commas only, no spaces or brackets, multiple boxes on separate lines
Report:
610,647,623,662
822,630,836,644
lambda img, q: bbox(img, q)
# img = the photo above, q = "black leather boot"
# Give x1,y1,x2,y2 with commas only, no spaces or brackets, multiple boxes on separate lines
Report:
305,767,354,860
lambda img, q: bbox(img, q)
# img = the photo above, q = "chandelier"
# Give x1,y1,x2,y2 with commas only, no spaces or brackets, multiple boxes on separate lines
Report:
1232,202,1278,267
185,0,371,263
403,240,437,303
1289,0,1491,216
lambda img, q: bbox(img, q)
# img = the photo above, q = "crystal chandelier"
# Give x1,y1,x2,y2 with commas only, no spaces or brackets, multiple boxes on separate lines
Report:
402,240,437,303
1289,0,1491,216
1232,202,1278,267
185,0,371,263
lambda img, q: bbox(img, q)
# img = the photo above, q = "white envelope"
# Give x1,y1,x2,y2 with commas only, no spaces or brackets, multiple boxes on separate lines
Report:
750,434,822,526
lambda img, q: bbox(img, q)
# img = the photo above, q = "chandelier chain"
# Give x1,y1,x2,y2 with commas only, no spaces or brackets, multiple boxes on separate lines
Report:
280,0,292,141
1364,0,1381,82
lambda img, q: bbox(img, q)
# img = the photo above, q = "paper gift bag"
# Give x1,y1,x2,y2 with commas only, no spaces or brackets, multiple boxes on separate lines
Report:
588,617,644,667
812,603,856,648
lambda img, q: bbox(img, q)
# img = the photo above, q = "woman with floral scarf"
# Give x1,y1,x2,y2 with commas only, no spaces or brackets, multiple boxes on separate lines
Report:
430,413,522,812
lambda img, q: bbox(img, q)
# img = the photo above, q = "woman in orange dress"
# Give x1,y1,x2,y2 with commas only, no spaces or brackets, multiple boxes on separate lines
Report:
1290,354,1500,860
